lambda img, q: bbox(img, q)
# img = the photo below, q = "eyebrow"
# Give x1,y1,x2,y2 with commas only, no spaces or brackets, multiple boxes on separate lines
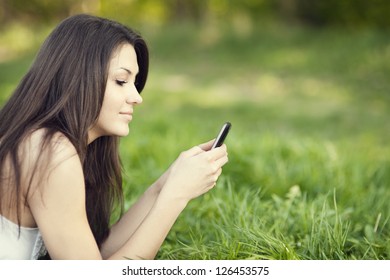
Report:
119,67,131,74
119,67,139,75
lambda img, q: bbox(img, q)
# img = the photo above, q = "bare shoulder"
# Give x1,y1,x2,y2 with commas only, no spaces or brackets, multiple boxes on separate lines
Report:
20,128,80,168
22,128,77,156
26,128,86,211
19,128,83,192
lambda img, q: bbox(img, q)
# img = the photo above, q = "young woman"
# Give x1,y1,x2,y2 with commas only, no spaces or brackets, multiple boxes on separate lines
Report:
0,14,228,260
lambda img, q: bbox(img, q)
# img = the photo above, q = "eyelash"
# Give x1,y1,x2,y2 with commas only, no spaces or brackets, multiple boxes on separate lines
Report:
116,80,128,86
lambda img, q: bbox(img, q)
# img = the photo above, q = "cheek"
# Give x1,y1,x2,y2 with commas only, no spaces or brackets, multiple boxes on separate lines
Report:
96,98,113,124
101,89,122,114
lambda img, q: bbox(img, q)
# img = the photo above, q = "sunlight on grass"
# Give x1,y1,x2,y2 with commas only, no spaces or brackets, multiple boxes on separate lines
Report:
266,48,309,69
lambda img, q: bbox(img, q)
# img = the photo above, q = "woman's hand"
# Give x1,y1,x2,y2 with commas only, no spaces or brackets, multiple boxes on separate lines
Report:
158,139,229,204
151,139,216,194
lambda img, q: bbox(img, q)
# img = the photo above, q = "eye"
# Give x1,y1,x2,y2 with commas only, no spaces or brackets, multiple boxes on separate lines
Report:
116,80,128,86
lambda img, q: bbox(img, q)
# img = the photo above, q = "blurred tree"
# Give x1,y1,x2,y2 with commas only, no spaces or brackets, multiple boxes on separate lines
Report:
168,0,207,22
0,0,389,29
0,0,100,26
0,0,11,25
121,0,377,29
277,0,390,28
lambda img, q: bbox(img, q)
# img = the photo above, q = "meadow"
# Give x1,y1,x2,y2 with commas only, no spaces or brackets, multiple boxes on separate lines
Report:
1,20,389,259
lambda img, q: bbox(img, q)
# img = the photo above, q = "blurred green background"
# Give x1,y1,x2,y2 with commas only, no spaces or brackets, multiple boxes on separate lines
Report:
1,0,390,259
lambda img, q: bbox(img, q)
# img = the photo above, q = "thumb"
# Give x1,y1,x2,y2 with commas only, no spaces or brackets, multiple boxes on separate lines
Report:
184,145,205,157
197,139,215,151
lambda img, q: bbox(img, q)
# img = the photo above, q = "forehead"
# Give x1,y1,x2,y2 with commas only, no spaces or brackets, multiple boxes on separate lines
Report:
109,43,138,73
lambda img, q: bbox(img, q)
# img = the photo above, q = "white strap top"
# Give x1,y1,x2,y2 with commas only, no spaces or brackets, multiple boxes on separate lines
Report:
0,215,46,259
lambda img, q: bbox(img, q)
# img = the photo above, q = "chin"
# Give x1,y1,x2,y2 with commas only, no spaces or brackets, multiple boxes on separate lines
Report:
116,130,130,137
109,126,130,137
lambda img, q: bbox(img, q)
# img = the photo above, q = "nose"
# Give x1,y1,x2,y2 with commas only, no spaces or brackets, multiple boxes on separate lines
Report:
126,83,143,105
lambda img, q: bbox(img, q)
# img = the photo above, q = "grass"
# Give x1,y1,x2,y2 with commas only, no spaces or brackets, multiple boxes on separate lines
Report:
1,20,389,259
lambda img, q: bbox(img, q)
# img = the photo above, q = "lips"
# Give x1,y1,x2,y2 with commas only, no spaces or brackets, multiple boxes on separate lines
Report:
119,110,133,122
119,109,133,115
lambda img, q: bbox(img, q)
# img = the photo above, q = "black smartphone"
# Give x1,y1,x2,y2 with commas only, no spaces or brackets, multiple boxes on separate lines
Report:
211,122,231,149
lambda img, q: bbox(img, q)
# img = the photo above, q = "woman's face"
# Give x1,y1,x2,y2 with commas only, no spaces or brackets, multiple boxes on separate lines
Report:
88,43,143,143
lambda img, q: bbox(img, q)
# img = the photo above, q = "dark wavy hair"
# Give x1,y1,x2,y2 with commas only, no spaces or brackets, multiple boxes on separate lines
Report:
0,14,149,254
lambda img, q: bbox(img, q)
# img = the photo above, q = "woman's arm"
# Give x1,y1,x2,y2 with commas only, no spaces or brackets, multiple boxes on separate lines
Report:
107,142,228,259
28,136,227,259
107,191,188,259
100,182,160,258
100,139,217,258
100,150,173,258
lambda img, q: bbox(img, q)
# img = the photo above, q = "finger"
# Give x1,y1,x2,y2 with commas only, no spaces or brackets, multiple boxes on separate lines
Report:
212,167,223,178
204,180,217,192
197,139,215,151
207,166,223,186
214,154,229,168
183,145,205,157
205,144,228,160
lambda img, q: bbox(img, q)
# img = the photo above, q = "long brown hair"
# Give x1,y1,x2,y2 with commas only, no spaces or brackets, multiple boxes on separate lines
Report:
0,14,149,250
